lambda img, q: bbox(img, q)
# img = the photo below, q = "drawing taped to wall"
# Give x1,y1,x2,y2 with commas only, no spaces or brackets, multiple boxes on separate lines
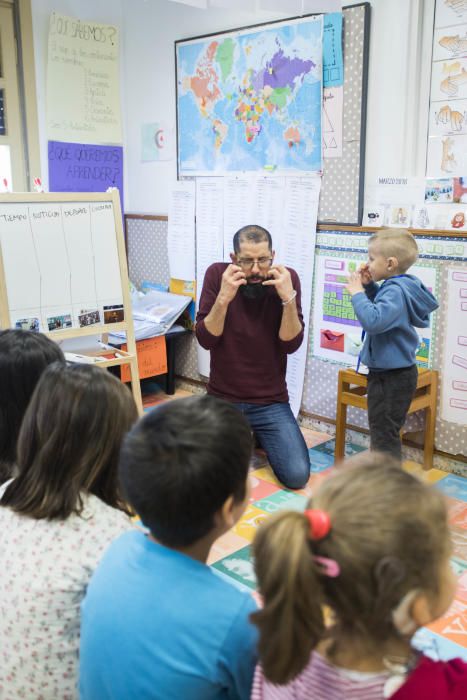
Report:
434,26,467,61
430,100,467,136
436,0,467,29
431,58,467,102
426,133,467,176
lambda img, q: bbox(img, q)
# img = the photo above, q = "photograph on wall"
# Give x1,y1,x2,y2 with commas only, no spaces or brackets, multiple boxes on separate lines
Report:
176,15,323,175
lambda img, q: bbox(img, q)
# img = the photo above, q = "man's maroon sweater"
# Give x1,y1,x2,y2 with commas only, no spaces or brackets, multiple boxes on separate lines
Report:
195,263,304,404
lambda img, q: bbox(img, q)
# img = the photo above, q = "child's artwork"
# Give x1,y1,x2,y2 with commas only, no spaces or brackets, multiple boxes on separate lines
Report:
425,178,454,202
430,100,467,136
436,0,467,29
454,175,467,201
433,25,467,61
441,267,467,425
312,251,439,368
426,134,467,176
387,205,412,227
431,58,467,102
362,206,385,227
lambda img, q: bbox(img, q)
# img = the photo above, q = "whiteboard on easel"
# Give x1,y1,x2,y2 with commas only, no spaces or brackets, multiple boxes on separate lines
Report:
0,199,124,332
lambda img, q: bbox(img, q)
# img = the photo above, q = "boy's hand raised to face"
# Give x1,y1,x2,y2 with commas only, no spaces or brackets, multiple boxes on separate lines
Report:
219,264,247,304
359,263,373,286
346,272,365,296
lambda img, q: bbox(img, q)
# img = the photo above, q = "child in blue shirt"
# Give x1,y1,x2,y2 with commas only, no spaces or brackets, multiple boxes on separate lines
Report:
346,228,438,459
79,395,258,700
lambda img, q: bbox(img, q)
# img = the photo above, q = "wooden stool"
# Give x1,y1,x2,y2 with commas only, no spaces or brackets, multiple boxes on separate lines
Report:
335,367,438,469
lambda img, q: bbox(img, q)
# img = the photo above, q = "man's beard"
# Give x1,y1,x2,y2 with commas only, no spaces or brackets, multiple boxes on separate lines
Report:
239,278,269,300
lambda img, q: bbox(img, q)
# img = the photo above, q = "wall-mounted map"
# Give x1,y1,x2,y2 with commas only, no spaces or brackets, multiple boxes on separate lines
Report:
176,16,323,175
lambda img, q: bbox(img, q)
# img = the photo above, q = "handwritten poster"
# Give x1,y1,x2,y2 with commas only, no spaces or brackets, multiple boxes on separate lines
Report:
442,267,467,425
47,13,122,144
48,141,123,208
168,180,196,280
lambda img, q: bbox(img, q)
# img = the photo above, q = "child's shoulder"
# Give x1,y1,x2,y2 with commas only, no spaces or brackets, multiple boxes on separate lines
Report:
393,655,467,699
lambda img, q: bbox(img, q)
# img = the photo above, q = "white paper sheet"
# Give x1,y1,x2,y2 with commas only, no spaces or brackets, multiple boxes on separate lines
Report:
168,180,196,280
323,86,343,158
442,267,467,425
223,176,256,261
195,177,224,377
280,176,321,417
46,13,122,144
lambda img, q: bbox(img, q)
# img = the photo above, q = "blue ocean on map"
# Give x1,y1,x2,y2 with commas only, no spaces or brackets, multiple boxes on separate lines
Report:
176,16,323,174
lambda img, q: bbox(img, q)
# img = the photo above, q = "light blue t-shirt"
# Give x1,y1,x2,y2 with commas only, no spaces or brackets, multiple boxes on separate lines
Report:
79,530,258,700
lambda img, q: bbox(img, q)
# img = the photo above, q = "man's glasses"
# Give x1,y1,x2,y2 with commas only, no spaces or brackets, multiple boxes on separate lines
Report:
236,257,273,270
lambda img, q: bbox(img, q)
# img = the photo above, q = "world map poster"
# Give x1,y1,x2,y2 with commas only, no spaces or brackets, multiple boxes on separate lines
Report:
176,16,323,175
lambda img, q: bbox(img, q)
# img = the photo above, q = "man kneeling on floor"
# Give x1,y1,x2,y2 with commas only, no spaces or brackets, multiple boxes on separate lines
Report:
79,395,258,700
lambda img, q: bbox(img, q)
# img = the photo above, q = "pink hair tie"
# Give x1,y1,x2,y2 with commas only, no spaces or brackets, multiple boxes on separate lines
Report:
313,555,341,578
304,509,331,540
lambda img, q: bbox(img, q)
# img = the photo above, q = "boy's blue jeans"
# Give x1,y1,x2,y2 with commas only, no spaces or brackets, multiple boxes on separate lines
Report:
233,401,310,490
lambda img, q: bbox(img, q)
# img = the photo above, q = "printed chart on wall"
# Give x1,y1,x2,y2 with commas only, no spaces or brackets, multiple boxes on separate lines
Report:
0,202,123,333
312,251,439,369
176,15,323,175
442,267,467,425
428,1,467,177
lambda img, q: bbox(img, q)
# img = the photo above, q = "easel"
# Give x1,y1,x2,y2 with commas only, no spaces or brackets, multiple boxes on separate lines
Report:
0,190,143,414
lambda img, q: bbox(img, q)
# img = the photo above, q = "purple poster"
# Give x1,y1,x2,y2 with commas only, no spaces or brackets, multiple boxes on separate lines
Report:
48,141,124,212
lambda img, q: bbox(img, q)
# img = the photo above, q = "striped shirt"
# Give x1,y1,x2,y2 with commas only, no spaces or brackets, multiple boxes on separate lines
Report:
251,652,390,700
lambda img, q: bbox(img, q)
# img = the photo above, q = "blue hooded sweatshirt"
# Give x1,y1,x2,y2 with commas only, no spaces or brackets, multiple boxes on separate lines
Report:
351,274,439,371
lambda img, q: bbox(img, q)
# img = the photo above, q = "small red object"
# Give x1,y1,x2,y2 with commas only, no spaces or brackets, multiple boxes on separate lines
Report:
304,509,331,540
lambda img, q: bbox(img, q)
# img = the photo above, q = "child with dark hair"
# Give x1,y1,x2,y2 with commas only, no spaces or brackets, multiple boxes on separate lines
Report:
0,363,138,699
79,395,258,700
0,329,65,482
346,228,438,460
251,453,466,699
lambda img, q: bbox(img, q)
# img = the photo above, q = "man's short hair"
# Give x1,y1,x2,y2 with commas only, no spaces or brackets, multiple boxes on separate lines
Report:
119,395,253,548
369,228,419,273
233,225,272,254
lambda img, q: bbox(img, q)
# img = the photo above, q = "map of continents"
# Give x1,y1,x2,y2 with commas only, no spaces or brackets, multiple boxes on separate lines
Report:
176,16,323,175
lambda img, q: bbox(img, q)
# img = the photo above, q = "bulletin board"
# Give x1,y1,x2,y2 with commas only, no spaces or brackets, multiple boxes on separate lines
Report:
0,191,142,412
175,3,370,225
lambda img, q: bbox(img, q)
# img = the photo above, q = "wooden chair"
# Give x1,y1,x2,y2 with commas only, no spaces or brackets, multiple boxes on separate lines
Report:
334,367,438,469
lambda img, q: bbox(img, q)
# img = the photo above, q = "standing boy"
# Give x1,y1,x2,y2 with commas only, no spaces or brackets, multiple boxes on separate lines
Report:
346,228,438,460
79,395,257,700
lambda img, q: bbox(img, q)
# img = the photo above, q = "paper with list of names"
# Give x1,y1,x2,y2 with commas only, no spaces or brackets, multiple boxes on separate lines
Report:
280,176,321,417
195,174,321,413
195,178,224,376
168,180,196,281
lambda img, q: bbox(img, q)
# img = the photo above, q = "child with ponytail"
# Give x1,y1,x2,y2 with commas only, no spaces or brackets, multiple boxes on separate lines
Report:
251,453,467,699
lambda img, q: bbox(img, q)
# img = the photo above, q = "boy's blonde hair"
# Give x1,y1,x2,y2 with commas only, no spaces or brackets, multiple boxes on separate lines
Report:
369,228,418,273
251,453,450,685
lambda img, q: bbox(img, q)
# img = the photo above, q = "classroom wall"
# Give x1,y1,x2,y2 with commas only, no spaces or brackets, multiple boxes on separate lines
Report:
30,0,435,214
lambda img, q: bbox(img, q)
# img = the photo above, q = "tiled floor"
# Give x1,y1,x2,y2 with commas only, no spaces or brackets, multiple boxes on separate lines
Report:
145,387,467,662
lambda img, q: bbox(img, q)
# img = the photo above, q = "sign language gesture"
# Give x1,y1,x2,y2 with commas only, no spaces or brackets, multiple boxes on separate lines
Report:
346,271,365,296
262,265,294,302
359,262,373,285
219,264,247,304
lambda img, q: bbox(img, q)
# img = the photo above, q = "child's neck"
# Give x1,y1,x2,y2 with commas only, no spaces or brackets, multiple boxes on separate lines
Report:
320,632,413,673
148,532,216,564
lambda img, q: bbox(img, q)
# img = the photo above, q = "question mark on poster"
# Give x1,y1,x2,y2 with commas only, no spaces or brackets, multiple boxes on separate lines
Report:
107,26,117,46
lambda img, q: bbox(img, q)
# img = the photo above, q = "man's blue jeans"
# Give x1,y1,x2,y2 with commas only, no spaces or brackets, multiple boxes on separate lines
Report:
233,402,310,489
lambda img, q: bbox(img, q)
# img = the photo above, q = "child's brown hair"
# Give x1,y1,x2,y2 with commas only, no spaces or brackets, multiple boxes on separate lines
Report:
251,453,450,685
369,228,418,273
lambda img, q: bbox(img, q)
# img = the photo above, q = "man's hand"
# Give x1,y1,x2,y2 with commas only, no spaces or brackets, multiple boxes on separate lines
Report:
346,272,365,296
262,265,294,302
218,264,247,304
359,263,373,286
